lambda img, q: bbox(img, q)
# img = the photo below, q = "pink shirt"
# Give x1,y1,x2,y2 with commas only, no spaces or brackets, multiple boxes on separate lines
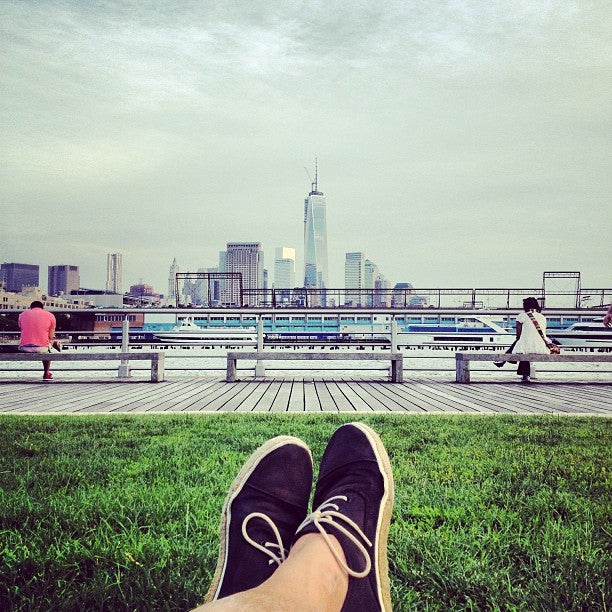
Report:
18,308,56,347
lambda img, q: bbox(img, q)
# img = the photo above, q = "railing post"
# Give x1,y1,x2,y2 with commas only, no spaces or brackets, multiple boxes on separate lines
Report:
255,315,265,376
118,316,131,378
390,316,398,352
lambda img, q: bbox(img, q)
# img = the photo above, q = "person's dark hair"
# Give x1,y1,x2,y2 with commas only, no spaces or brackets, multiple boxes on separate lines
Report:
523,297,541,312
30,300,44,309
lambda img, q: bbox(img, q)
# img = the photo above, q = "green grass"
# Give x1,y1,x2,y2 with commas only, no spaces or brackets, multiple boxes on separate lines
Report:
0,415,610,611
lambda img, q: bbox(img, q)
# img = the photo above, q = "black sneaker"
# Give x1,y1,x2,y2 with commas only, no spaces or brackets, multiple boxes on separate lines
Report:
294,422,394,611
205,436,313,601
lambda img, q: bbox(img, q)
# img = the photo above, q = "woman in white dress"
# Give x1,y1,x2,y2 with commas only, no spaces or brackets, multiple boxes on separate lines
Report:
513,297,550,382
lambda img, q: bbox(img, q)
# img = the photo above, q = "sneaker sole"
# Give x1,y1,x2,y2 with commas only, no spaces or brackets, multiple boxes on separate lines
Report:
348,422,395,612
205,435,312,602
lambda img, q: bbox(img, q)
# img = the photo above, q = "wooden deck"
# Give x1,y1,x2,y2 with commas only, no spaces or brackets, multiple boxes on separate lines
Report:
0,376,610,415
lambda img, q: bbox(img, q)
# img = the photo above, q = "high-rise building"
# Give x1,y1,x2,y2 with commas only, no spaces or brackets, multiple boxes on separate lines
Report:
365,259,388,307
225,242,264,306
303,162,329,294
48,265,80,296
0,262,39,292
274,247,296,303
106,253,123,294
345,252,366,306
168,257,180,302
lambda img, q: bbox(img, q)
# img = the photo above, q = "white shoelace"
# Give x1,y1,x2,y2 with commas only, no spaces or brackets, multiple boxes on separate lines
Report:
297,495,372,578
241,512,288,567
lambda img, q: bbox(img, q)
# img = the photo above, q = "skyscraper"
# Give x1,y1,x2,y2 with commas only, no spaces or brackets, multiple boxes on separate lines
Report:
274,247,296,287
0,262,39,292
106,253,123,294
303,162,328,293
274,247,295,304
48,265,80,296
345,252,366,306
168,257,180,302
225,242,264,306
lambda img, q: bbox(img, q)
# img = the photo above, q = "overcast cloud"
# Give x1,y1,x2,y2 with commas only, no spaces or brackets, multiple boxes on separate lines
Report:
1,0,610,294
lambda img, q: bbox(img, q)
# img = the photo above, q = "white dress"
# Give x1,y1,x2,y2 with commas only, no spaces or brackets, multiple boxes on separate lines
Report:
513,311,550,354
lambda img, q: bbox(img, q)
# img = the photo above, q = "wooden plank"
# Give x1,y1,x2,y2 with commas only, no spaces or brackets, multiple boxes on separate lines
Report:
303,379,320,411
215,381,263,412
287,380,305,412
0,377,610,415
334,380,375,412
314,381,339,412
325,381,357,412
253,380,283,412
141,379,218,412
342,380,392,412
234,380,276,412
270,380,293,412
393,381,467,413
198,381,256,412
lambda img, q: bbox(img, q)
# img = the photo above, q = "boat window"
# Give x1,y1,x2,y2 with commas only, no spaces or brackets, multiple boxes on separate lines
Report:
441,317,456,323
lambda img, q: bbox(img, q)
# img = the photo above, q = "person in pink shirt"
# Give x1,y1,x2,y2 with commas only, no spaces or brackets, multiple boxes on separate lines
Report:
18,300,57,380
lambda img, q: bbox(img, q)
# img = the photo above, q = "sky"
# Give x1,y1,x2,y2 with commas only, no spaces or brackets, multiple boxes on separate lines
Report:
1,0,611,295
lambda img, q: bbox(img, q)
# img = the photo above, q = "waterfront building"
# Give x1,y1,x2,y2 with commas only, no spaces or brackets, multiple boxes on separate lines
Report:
0,286,89,310
48,265,80,297
168,257,180,302
106,253,123,294
303,163,329,297
0,262,39,292
274,247,296,303
129,283,161,305
225,242,264,306
365,259,389,307
345,252,366,306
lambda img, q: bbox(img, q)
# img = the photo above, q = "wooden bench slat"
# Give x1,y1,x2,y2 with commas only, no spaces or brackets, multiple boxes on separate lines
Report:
226,351,403,383
455,352,612,383
0,352,164,382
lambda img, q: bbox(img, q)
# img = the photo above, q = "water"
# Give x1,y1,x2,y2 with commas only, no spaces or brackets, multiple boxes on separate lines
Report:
3,346,611,382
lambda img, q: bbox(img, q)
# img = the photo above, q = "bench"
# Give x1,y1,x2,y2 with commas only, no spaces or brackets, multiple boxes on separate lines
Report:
0,352,165,382
455,352,612,383
226,351,404,383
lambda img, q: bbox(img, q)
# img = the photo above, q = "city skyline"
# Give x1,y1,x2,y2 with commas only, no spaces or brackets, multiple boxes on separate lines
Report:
1,1,610,293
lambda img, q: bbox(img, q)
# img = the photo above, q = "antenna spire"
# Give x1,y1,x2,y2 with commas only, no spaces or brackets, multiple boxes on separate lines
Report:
313,157,318,192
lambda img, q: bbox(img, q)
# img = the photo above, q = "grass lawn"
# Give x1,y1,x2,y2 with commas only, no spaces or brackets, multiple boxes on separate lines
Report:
0,414,610,611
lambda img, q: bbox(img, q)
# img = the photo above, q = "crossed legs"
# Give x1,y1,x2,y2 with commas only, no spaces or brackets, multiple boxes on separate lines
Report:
195,423,394,612
198,534,348,611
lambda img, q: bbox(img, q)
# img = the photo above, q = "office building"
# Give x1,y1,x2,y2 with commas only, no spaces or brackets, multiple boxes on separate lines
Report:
345,252,366,306
365,259,388,307
168,257,180,302
106,253,123,294
303,162,329,293
224,242,264,306
274,247,296,303
0,262,39,292
48,265,80,296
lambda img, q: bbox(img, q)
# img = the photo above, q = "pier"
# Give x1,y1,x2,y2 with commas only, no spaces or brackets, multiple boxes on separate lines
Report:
1,375,610,415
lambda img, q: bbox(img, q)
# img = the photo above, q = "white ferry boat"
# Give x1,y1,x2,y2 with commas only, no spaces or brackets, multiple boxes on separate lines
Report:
547,321,612,348
154,319,257,346
341,315,513,347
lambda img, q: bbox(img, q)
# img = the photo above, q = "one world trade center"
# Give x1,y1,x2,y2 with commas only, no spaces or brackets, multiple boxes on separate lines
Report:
303,162,329,298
